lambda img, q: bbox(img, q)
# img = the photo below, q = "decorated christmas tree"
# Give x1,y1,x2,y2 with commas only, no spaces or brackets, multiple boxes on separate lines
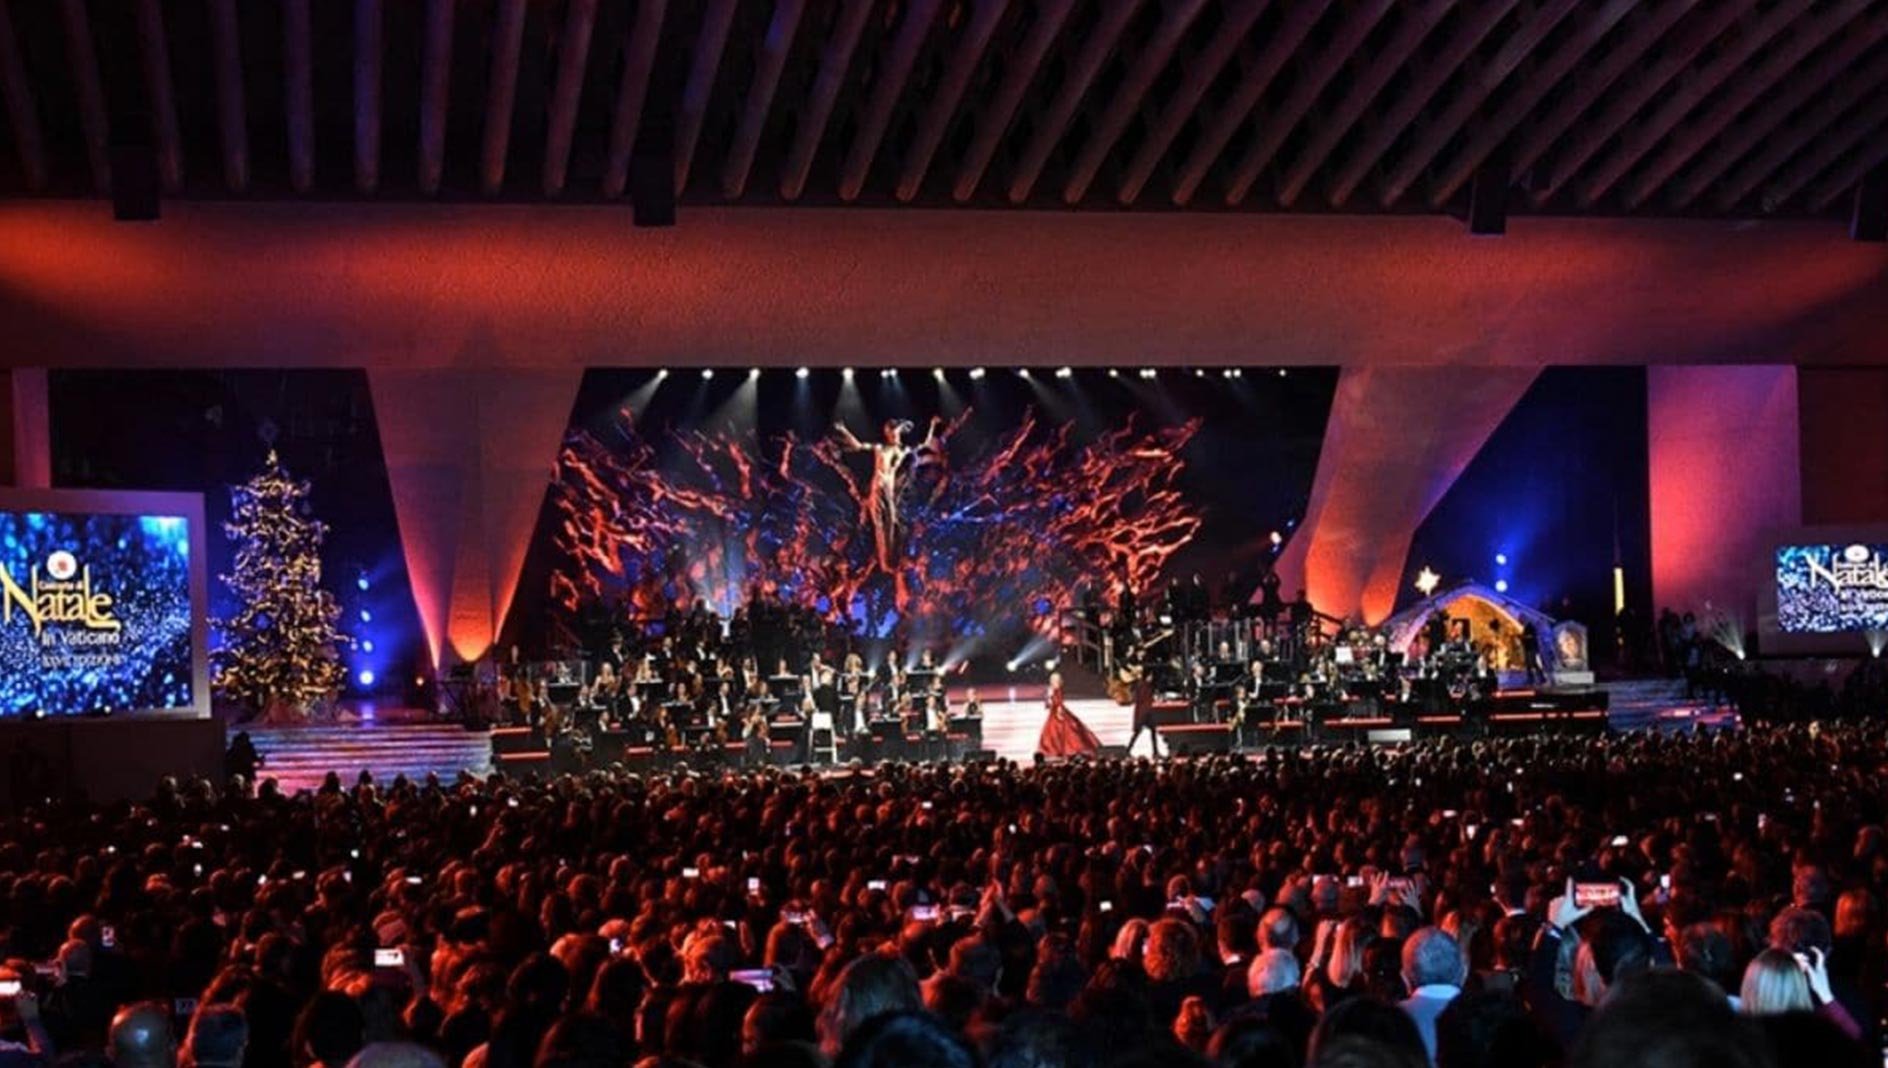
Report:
212,451,352,720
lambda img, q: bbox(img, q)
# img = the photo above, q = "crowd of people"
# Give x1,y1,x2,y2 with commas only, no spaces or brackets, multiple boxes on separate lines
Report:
3,723,1885,1068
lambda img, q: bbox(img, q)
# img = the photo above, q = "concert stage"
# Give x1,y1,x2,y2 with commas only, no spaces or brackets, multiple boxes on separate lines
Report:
235,677,1737,791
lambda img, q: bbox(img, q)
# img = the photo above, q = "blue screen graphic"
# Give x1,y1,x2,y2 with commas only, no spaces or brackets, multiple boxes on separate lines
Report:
1775,543,1888,634
0,511,195,715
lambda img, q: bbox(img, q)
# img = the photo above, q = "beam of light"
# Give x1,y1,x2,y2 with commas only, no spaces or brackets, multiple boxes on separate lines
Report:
1005,633,1057,672
795,367,810,379
1707,610,1745,660
842,367,855,381
1867,630,1886,658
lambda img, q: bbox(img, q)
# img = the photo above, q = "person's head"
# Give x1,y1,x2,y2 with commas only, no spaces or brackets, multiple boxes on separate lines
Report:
987,1011,1093,1068
1673,923,1737,995
1144,918,1202,984
346,1043,447,1068
534,1012,623,1068
1400,927,1466,991
1584,911,1655,997
183,1005,249,1068
1308,998,1427,1068
1740,950,1814,1016
1571,969,1771,1068
1246,949,1302,999
292,991,365,1068
834,1011,977,1068
1206,1017,1296,1068
110,1002,178,1068
945,937,1003,995
1434,992,1552,1068
1259,907,1300,952
1767,907,1832,955
818,953,922,1056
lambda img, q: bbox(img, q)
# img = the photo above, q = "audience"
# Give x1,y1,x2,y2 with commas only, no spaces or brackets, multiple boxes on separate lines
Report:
0,724,1883,1068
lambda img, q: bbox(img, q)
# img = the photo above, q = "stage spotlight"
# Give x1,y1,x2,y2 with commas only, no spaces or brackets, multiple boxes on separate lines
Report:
1108,368,1120,378
1056,367,1073,379
933,367,944,379
1495,552,1508,566
701,369,715,380
1044,658,1059,671
656,369,670,380
749,367,760,378
1018,368,1032,379
1194,369,1206,378
1269,531,1283,547
362,640,375,654
358,669,376,687
1495,579,1509,593
360,610,372,623
842,367,855,381
795,367,809,379
969,367,986,380
1278,369,1288,377
1139,368,1156,379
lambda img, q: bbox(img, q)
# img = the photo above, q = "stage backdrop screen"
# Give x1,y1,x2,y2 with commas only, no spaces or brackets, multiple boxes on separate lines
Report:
0,489,209,718
1775,542,1888,633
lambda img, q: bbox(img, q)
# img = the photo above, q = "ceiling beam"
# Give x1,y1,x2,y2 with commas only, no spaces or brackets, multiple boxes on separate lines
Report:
602,0,669,199
542,0,600,196
722,0,808,198
839,0,944,201
952,0,1075,202
1275,0,1450,208
354,0,382,193
59,0,111,194
0,0,43,189
1062,0,1210,204
206,0,248,192
897,0,1008,202
1326,0,1520,208
1528,0,1753,207
1375,0,1581,208
1713,58,1888,212
1006,0,1142,204
1633,6,1880,209
780,0,874,201
1505,0,1696,184
1227,0,1395,206
418,0,455,194
135,0,183,192
1170,0,1326,206
1115,0,1267,206
674,0,739,193
1762,93,1888,211
1576,2,1799,207
1672,19,1888,210
480,0,527,195
1426,0,1636,208
284,0,315,193
1811,132,1888,212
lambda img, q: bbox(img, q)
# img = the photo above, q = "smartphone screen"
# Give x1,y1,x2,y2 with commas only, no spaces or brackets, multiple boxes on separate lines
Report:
682,867,700,879
374,948,405,969
909,904,940,922
1573,882,1621,909
1610,835,1630,847
867,879,888,892
747,877,761,894
0,979,20,998
1099,901,1114,912
730,969,775,993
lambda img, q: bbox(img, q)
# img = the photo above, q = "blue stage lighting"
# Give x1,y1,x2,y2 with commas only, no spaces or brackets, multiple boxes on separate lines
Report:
362,639,375,654
358,669,376,687
1495,552,1509,566
360,609,372,623
1495,579,1509,593
356,576,370,591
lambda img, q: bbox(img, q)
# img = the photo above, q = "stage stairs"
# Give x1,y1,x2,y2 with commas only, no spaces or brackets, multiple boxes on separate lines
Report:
243,723,493,795
1601,677,1737,732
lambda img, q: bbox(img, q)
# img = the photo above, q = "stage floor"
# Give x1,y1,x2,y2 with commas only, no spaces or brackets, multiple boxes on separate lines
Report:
242,677,1735,793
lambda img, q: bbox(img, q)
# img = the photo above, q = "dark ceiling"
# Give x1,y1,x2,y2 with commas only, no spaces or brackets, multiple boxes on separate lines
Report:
1,0,1885,218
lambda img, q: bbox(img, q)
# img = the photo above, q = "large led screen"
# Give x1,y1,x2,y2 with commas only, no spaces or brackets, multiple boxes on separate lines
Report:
0,490,208,717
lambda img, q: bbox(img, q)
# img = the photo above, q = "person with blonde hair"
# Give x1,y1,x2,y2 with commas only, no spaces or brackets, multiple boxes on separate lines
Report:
1740,947,1862,1041
1109,917,1151,964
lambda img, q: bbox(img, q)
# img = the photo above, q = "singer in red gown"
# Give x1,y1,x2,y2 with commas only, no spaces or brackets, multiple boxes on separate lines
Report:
1037,672,1101,758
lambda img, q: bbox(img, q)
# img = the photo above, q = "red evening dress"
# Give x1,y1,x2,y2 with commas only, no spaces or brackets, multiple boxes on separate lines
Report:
1037,684,1101,758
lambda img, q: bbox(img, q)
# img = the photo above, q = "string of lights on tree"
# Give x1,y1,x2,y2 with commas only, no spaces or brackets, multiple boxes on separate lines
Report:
211,451,352,719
